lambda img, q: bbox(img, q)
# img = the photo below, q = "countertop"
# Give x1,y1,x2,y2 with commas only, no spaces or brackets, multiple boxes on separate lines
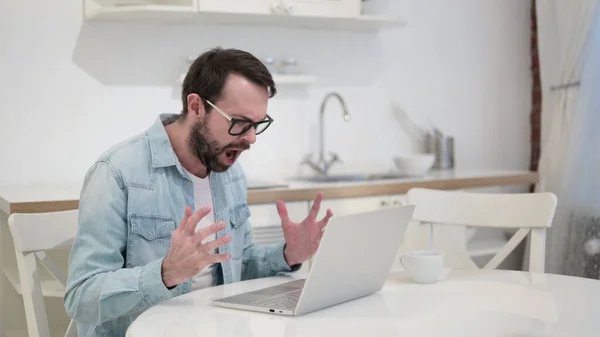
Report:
0,169,537,215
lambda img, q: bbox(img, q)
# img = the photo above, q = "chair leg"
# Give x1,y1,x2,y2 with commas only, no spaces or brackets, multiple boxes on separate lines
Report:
15,253,52,337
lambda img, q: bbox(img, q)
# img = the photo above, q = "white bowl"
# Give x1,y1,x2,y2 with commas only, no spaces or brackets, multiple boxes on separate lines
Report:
393,154,435,176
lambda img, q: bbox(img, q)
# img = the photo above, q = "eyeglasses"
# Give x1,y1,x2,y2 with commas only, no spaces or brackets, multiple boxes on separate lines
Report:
204,99,273,136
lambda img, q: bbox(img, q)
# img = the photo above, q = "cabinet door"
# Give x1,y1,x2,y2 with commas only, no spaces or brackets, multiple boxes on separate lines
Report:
314,195,390,220
248,201,314,271
388,194,408,208
247,201,308,256
284,0,361,18
199,0,279,15
249,201,308,228
306,195,387,271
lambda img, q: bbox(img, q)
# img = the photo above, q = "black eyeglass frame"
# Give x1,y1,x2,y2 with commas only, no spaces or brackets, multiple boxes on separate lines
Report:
204,99,274,136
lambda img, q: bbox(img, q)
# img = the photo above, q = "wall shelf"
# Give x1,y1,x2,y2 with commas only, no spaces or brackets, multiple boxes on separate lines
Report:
84,4,405,31
178,73,317,86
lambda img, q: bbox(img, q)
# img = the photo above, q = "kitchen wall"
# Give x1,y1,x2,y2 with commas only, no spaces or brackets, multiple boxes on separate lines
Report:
0,0,532,186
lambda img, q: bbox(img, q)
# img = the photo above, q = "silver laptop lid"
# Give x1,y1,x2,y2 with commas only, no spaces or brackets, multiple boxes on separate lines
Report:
294,205,415,315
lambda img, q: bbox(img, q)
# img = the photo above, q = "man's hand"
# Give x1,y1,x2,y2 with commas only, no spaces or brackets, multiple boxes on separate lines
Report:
277,192,333,267
161,206,231,288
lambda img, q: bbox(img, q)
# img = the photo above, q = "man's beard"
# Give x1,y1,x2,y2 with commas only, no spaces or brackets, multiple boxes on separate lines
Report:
188,118,249,172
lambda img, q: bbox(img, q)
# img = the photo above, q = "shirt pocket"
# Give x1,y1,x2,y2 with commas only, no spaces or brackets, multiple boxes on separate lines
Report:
229,203,251,230
127,214,176,267
130,215,176,240
228,204,251,260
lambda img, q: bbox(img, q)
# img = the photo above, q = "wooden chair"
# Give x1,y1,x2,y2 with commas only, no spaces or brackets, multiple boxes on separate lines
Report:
399,188,558,273
8,210,79,337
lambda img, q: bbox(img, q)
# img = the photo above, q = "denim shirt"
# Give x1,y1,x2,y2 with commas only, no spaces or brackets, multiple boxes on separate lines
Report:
64,114,295,337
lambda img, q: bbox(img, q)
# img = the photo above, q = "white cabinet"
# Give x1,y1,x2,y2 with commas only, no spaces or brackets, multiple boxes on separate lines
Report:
317,195,384,218
284,0,361,18
250,194,407,228
198,0,361,18
248,201,312,273
248,194,410,274
248,201,308,228
84,0,404,31
388,194,408,208
199,0,277,15
315,194,407,219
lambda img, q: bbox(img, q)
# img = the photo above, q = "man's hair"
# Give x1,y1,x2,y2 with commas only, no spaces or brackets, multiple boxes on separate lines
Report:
181,47,276,116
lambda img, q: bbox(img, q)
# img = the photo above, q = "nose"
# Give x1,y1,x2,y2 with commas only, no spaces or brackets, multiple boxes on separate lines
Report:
241,127,257,145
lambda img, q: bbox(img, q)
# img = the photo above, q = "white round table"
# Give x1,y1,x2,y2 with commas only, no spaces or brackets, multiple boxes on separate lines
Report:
126,269,600,337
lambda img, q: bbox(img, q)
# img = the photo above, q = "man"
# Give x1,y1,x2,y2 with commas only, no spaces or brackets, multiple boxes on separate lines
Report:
64,47,333,337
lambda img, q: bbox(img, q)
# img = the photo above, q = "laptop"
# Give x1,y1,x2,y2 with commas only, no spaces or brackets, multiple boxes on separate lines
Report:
212,205,415,316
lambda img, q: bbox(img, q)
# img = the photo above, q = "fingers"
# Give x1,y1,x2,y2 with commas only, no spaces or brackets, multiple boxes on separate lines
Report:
276,200,290,223
308,192,323,220
196,221,226,241
176,206,193,233
201,234,232,252
185,206,212,234
209,253,232,264
318,209,333,230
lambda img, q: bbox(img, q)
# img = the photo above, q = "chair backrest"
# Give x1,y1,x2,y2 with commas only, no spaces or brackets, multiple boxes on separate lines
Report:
8,210,79,337
400,188,557,273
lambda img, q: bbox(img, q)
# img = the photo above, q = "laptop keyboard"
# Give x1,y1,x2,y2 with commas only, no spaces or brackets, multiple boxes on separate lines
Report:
250,289,302,310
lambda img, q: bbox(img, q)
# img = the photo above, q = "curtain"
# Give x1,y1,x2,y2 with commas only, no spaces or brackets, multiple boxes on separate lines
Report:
535,0,600,276
561,12,600,278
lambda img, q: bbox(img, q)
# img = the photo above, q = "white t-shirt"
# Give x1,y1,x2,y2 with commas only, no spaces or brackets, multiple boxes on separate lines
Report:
183,168,217,290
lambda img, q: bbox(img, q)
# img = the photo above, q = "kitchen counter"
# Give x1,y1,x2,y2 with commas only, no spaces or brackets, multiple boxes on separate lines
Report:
249,169,537,204
0,169,537,215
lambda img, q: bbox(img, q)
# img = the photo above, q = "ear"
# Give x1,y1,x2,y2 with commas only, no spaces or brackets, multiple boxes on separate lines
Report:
187,94,204,117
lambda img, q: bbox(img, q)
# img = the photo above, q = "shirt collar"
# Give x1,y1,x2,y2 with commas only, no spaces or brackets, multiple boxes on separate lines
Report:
148,114,180,168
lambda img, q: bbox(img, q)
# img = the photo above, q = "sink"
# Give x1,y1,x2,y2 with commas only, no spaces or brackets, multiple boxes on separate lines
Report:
291,173,419,183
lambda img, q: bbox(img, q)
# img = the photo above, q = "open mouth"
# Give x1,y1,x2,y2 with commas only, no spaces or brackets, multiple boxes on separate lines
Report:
224,149,241,164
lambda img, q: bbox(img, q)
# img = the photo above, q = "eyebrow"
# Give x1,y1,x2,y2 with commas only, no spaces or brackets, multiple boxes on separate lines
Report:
231,114,255,122
232,113,266,124
205,99,266,123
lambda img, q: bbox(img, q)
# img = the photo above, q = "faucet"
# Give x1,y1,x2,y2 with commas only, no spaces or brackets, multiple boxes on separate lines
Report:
302,92,351,176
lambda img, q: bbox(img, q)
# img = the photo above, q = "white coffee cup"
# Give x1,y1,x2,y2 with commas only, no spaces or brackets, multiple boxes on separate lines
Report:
400,250,444,284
